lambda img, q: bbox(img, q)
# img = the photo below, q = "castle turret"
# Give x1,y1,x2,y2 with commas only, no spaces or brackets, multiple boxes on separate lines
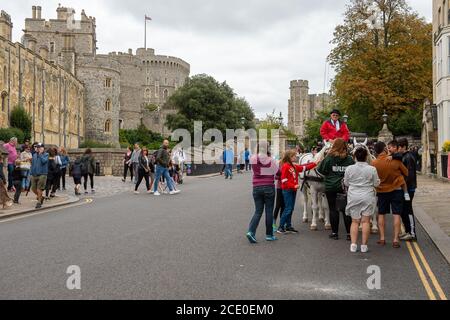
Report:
0,10,13,41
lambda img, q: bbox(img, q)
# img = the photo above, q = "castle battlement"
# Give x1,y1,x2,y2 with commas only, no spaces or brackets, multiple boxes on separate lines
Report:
290,80,309,88
1,10,12,23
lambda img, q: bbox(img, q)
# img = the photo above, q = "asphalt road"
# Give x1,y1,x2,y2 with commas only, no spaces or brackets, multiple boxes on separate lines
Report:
0,173,449,300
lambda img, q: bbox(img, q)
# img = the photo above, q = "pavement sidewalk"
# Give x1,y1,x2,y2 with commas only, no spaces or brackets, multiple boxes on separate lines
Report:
0,191,79,220
415,175,450,264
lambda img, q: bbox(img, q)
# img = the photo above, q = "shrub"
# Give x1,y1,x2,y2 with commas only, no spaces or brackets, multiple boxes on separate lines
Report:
0,127,25,144
443,140,450,153
10,105,32,141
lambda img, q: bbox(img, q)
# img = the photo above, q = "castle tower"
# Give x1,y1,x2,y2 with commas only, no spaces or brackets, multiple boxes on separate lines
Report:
0,11,13,41
288,80,309,137
288,80,330,138
24,5,97,65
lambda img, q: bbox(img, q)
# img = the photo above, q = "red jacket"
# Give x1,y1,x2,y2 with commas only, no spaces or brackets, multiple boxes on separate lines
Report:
320,120,350,142
281,162,317,190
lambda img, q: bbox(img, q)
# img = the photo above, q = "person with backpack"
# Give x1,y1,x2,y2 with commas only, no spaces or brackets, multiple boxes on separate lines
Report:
30,143,48,209
58,147,70,191
70,157,83,195
45,148,61,199
317,138,354,241
81,149,96,194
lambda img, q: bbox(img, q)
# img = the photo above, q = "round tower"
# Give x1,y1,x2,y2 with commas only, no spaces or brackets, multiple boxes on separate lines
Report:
76,55,121,147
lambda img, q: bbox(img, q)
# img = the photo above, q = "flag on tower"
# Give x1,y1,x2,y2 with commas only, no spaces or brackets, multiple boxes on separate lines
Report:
145,15,152,21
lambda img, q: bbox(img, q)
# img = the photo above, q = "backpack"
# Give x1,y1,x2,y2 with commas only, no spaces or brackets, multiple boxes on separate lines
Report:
80,157,89,175
71,159,82,177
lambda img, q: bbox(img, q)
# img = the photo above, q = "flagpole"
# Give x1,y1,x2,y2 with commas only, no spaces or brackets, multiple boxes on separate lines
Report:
144,15,147,49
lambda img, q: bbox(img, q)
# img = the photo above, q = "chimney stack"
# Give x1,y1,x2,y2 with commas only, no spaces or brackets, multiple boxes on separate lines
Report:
36,6,42,19
32,6,36,19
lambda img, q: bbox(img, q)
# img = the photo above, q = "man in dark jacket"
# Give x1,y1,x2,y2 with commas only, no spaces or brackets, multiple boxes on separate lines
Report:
152,140,180,196
395,138,417,241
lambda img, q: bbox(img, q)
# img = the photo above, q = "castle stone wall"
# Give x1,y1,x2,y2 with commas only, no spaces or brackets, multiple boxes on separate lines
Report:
0,33,84,148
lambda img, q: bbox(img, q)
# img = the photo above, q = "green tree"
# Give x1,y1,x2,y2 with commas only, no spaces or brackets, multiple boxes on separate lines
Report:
165,74,255,136
256,110,282,140
10,104,32,141
328,0,431,134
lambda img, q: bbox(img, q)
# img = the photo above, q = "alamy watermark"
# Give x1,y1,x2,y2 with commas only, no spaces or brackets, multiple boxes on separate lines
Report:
366,265,381,290
66,265,81,290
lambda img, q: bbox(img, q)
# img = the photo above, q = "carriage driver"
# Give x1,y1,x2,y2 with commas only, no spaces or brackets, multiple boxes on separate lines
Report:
320,109,351,143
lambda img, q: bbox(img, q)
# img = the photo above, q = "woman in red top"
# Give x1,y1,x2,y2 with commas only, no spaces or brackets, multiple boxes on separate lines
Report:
277,150,317,234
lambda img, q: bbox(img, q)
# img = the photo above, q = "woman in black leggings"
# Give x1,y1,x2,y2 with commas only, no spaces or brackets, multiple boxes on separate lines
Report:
81,149,96,194
134,147,152,194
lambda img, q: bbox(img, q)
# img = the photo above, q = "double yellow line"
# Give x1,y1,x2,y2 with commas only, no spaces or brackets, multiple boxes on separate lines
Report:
406,241,448,300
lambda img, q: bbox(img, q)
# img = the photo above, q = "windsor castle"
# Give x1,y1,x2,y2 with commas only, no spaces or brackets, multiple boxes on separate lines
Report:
0,5,190,148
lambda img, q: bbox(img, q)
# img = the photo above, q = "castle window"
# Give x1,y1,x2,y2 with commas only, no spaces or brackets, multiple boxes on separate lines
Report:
105,78,112,88
3,66,7,84
28,101,32,115
104,119,112,133
105,99,111,111
119,119,123,129
155,81,159,98
50,42,55,53
1,92,6,112
49,106,54,125
163,89,169,100
165,78,167,85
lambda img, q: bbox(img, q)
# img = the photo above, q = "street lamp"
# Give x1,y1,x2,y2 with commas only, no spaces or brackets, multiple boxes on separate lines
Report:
382,110,388,124
278,112,283,126
343,114,349,123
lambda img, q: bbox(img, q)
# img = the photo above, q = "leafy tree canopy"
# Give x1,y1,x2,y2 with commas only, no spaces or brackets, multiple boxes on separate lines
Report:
165,74,255,136
328,0,431,135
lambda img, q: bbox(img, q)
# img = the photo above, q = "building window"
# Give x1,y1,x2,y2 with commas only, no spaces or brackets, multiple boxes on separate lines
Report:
119,119,123,129
163,89,169,100
49,106,54,125
155,81,159,98
50,42,55,53
105,78,112,88
105,99,111,111
438,40,443,79
1,92,6,112
104,119,112,133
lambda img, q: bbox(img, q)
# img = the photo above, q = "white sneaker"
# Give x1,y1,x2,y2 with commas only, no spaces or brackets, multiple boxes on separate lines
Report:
404,193,411,201
361,245,369,253
169,190,181,195
350,244,358,253
147,190,154,194
134,191,140,194
154,192,161,196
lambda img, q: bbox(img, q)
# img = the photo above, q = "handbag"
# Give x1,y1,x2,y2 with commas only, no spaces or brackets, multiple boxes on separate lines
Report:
335,179,348,212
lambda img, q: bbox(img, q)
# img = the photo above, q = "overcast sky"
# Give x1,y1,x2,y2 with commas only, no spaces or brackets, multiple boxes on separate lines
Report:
5,0,431,120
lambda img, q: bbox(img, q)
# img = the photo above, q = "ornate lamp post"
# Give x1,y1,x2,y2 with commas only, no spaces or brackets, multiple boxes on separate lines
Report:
343,114,349,124
378,110,393,143
278,112,283,127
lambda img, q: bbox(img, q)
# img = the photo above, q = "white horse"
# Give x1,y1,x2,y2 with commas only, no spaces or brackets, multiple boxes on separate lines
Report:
299,143,332,231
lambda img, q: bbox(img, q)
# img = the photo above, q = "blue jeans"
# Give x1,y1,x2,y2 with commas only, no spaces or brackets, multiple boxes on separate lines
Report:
7,164,14,190
224,164,233,178
248,186,275,237
279,190,297,229
21,170,30,190
153,165,174,192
